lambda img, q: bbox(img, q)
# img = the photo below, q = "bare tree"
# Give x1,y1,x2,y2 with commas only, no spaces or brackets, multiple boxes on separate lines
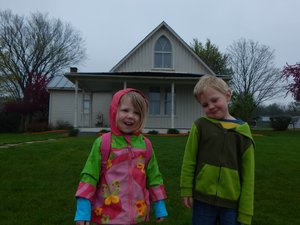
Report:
227,38,284,106
0,10,86,100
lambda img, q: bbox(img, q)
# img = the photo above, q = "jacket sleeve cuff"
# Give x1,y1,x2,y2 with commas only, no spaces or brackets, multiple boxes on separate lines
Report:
149,185,167,201
180,188,193,197
153,200,168,218
74,198,91,221
75,181,96,201
238,212,252,225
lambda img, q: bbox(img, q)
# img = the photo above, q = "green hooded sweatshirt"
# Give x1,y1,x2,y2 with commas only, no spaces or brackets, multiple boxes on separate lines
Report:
180,116,255,225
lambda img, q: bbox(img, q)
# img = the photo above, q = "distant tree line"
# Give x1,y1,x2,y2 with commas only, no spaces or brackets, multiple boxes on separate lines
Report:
254,102,300,117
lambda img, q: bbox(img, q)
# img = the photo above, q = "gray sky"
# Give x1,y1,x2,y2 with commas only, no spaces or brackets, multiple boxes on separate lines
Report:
1,0,299,103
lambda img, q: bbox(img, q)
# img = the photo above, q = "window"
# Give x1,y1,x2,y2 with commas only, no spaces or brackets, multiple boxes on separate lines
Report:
154,36,172,68
149,87,160,115
83,99,90,115
164,87,176,115
82,99,90,127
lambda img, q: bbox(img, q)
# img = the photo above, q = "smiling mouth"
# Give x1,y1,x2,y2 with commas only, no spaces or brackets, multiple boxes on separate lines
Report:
124,121,134,126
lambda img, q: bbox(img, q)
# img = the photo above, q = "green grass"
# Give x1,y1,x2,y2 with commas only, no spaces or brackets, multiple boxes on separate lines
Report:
250,130,300,225
0,131,67,145
0,131,299,225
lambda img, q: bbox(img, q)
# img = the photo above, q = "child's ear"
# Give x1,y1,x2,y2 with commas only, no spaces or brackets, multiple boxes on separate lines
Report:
226,90,232,102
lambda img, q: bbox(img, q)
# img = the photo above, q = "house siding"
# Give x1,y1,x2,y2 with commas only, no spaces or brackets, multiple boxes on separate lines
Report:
113,27,212,75
49,91,113,129
175,85,202,127
49,91,77,127
145,84,202,129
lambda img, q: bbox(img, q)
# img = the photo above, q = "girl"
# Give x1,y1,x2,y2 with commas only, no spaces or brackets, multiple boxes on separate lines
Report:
74,88,168,225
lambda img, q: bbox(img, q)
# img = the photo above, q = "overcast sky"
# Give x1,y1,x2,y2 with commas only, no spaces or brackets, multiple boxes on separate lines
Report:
1,0,299,103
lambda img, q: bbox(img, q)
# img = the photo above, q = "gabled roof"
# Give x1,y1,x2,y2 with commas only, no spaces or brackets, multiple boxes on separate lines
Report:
110,21,216,75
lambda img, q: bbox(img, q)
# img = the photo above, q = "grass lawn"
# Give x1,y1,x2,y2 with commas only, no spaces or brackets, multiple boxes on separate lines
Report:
0,130,299,225
0,131,68,146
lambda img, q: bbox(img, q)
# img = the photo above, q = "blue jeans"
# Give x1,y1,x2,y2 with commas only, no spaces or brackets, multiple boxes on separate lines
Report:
192,200,241,225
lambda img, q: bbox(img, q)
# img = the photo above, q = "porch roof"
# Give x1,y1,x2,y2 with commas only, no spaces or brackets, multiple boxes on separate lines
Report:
64,71,230,92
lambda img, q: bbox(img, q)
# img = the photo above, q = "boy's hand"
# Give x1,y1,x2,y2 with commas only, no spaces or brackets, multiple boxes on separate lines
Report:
182,196,193,208
75,221,90,225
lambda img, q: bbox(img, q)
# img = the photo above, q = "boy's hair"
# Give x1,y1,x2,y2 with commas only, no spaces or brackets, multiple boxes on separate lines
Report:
120,91,148,131
193,75,231,102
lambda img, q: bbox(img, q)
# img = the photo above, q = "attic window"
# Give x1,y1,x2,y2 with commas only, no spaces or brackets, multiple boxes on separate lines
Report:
154,36,172,68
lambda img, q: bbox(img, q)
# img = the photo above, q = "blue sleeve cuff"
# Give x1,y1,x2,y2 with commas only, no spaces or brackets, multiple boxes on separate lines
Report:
74,198,91,221
153,200,168,218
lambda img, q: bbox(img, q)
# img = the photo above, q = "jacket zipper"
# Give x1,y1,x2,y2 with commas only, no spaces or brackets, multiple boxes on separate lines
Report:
216,129,227,197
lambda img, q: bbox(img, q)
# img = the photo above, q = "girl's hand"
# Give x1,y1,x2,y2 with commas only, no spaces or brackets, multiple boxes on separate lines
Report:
156,217,165,222
75,221,90,225
182,196,193,209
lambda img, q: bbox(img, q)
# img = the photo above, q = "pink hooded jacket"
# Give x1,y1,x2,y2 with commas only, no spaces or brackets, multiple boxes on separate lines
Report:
76,88,167,224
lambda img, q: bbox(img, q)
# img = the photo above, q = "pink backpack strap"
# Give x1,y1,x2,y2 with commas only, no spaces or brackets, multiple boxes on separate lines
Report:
100,132,111,171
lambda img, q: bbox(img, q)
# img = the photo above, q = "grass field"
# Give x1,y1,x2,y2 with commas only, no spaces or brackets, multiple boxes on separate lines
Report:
0,131,67,146
0,130,299,225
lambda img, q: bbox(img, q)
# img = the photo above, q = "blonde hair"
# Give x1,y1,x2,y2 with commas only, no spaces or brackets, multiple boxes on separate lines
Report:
193,75,231,102
120,91,148,131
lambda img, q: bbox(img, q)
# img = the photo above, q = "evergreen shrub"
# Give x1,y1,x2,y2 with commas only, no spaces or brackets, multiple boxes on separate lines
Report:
167,128,179,134
147,130,159,134
270,116,292,131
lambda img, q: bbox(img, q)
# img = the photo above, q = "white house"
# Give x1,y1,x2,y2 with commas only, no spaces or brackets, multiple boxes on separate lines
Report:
48,21,229,133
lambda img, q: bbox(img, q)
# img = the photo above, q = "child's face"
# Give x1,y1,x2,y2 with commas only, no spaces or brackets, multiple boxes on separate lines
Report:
198,87,231,120
116,96,141,134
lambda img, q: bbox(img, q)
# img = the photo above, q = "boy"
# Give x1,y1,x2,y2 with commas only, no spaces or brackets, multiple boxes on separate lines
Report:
180,75,255,225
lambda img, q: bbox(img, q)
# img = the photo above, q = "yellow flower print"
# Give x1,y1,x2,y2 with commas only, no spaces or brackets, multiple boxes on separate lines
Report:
137,163,145,173
135,200,147,217
106,159,112,169
94,207,103,216
104,194,120,205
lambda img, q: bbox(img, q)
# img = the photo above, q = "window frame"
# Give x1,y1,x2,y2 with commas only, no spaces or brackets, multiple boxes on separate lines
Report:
154,35,173,69
148,87,161,115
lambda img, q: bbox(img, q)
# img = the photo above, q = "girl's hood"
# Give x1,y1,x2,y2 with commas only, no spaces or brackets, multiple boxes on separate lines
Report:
109,88,147,136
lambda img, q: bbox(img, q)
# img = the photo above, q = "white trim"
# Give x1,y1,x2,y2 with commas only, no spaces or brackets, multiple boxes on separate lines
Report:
90,92,93,127
82,89,85,127
48,91,52,124
171,82,175,128
74,80,78,128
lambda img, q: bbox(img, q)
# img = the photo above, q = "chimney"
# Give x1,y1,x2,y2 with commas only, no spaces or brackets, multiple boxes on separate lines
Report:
70,67,78,73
